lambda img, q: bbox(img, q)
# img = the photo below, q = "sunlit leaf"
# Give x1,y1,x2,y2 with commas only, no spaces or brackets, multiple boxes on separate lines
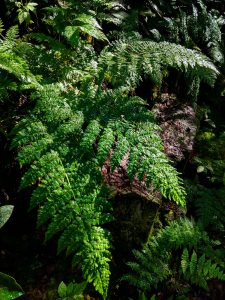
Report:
0,205,14,229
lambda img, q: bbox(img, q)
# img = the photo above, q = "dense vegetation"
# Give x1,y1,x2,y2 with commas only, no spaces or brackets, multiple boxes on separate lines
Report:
0,0,225,299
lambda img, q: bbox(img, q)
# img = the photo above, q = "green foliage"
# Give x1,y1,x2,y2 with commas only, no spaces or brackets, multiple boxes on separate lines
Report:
0,19,4,35
124,218,225,294
58,281,86,300
194,130,225,184
186,182,225,231
15,1,38,26
165,1,224,64
41,0,123,44
130,0,224,102
0,181,22,300
25,151,111,297
81,117,186,205
151,218,210,250
138,0,224,66
0,205,14,229
9,35,200,294
0,272,24,299
0,25,19,50
0,287,23,300
100,40,218,89
0,23,40,99
122,247,171,290
2,0,223,298
181,248,225,289
0,212,24,300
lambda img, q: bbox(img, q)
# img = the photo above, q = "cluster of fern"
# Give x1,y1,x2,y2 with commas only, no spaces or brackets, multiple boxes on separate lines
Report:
0,0,224,298
123,218,225,298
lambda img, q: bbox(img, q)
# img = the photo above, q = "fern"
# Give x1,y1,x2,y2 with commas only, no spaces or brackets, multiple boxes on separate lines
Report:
164,1,224,64
142,1,223,102
122,249,171,291
181,248,225,289
77,226,111,298
153,218,210,250
9,1,223,297
0,52,38,86
11,78,186,297
80,120,102,154
18,148,112,297
99,40,218,89
124,218,225,293
0,25,19,51
0,19,4,36
0,25,39,89
97,126,115,164
11,117,49,149
11,31,221,297
81,116,186,206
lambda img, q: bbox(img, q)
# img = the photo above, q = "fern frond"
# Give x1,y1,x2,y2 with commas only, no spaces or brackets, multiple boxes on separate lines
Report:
165,2,224,64
97,126,115,164
100,40,219,89
125,218,225,294
20,152,112,296
77,226,111,299
81,113,186,205
122,247,171,292
0,51,39,86
0,25,19,51
56,112,84,138
33,87,74,124
45,204,77,241
19,151,62,190
189,250,197,274
74,14,108,41
110,137,130,171
181,248,189,274
80,120,102,154
11,118,48,149
0,24,39,88
181,249,225,289
155,218,210,250
31,32,69,52
17,136,53,165
0,19,4,36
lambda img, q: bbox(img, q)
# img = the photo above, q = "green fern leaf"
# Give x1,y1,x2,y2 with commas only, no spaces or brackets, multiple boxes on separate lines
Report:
19,151,61,190
17,137,53,165
181,248,189,274
80,120,101,154
190,250,197,275
77,227,111,299
110,137,130,171
97,127,115,164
